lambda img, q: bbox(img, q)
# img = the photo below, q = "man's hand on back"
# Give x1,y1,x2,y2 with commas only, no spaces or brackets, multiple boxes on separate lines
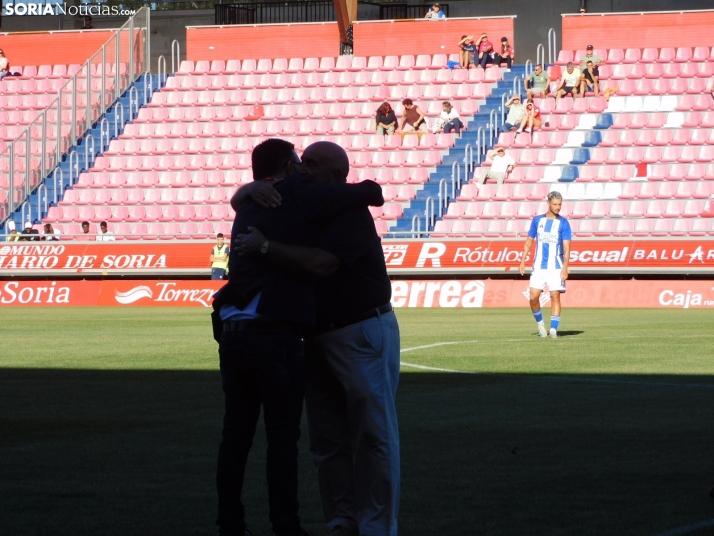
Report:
232,181,283,211
233,227,267,256
248,181,282,208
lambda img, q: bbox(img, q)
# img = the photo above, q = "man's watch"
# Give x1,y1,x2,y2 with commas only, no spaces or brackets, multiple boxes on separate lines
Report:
260,240,270,255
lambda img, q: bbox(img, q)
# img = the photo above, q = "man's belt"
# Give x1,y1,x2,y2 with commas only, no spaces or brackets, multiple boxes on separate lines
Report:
223,319,294,332
317,303,393,334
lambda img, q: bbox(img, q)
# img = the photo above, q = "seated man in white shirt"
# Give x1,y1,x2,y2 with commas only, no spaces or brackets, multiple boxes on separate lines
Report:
475,147,516,185
556,62,581,103
96,221,116,241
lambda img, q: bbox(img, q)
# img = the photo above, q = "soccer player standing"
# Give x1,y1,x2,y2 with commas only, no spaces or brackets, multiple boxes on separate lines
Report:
518,191,572,338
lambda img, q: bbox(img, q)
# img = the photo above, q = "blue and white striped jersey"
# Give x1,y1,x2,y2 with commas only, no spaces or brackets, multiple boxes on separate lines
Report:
527,214,572,270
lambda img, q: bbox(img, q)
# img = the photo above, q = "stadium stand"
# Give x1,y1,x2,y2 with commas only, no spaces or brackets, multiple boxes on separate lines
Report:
1,11,712,241
35,53,501,238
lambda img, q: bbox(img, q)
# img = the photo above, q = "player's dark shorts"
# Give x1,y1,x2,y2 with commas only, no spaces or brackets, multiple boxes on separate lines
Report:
212,268,226,280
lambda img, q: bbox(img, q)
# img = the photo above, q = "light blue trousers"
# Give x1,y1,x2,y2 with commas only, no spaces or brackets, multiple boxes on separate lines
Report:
305,311,401,536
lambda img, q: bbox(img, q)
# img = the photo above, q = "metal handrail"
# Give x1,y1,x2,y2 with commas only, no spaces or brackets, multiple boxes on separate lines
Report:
143,73,153,107
19,201,31,226
171,40,181,74
464,143,473,176
83,134,96,172
548,28,557,65
129,86,140,118
524,59,533,77
158,55,167,86
536,43,545,67
476,126,486,163
51,168,63,205
37,184,48,217
68,150,80,186
501,92,510,125
114,101,125,138
99,118,111,153
438,178,448,217
512,75,523,97
410,215,421,239
425,197,435,230
0,8,150,230
488,109,498,144
450,161,460,199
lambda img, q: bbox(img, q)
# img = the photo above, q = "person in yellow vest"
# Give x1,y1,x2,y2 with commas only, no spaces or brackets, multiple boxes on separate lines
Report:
210,233,230,280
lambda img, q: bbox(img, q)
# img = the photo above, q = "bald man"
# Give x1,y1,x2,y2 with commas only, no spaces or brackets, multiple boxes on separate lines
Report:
239,141,400,536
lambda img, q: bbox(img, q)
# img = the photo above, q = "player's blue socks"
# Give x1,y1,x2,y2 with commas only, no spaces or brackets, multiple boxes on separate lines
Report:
533,310,543,323
551,315,561,331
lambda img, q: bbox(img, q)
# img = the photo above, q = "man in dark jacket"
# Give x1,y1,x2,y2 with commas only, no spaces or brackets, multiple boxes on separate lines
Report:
214,138,384,536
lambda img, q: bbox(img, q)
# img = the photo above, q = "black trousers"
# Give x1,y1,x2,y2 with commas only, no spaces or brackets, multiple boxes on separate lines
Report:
216,326,305,536
493,54,512,69
443,118,463,134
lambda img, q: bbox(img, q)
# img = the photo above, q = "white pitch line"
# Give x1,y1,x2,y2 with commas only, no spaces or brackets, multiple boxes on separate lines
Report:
399,341,714,388
651,519,714,536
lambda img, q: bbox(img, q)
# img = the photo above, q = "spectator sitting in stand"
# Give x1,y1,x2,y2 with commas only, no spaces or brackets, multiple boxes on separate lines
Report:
433,101,463,134
7,229,19,242
515,100,542,137
424,3,446,19
42,223,61,241
375,102,397,135
400,99,428,132
0,49,10,81
579,60,600,97
96,221,115,241
458,36,476,69
82,16,95,29
475,148,516,186
493,37,514,71
19,222,40,241
81,221,91,238
579,44,604,67
476,33,493,70
526,63,550,101
501,94,525,132
555,62,581,103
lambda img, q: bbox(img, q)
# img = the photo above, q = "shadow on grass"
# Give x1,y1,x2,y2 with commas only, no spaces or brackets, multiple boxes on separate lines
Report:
1,368,714,536
555,330,584,337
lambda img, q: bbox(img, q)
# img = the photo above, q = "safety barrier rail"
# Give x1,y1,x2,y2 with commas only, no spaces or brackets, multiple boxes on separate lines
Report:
0,8,150,228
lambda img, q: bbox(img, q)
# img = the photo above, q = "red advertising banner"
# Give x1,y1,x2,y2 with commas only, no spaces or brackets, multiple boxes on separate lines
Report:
392,280,714,309
0,242,209,272
0,280,712,309
1,240,713,275
0,280,224,307
382,240,714,272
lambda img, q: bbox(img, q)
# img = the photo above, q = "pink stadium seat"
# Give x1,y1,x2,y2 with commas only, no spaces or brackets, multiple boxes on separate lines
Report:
574,219,597,237
608,200,629,218
675,47,692,63
608,49,626,63
697,63,714,78
430,220,452,237
484,220,507,237
682,200,703,217
657,48,675,63
689,219,711,236
556,50,573,65
594,219,617,237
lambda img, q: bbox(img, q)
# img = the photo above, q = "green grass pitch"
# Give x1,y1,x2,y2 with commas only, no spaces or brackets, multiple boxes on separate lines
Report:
1,307,714,536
